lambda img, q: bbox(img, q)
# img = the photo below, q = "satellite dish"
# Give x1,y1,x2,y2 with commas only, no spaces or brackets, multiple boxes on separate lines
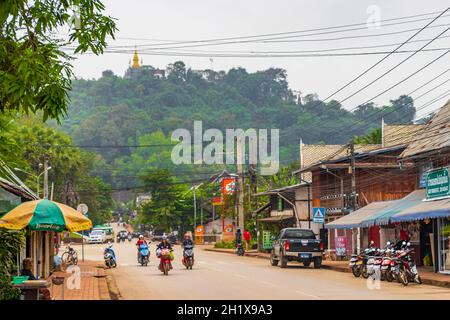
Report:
77,203,89,215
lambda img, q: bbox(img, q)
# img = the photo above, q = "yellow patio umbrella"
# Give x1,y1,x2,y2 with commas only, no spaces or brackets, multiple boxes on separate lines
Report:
0,199,92,232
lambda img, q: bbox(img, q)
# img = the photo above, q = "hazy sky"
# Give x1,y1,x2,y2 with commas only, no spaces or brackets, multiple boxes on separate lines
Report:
69,0,450,118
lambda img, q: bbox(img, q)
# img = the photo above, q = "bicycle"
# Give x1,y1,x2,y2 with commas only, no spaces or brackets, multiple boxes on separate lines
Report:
60,243,78,271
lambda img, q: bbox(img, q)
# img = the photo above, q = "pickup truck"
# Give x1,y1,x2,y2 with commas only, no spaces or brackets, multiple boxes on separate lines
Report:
270,228,324,269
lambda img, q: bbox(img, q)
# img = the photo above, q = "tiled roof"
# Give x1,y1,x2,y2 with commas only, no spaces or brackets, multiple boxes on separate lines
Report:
298,144,381,180
383,124,425,147
400,100,450,159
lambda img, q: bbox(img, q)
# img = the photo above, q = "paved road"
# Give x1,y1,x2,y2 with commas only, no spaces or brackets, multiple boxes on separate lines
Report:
80,240,450,300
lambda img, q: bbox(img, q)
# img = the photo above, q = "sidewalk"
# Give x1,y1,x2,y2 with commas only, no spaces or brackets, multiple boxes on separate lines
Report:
49,261,111,300
204,246,450,289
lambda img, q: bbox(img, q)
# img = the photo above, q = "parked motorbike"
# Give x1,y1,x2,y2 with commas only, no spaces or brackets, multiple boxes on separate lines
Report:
138,243,150,266
360,241,377,279
380,241,395,282
128,234,132,242
157,248,172,275
182,245,194,270
391,241,421,286
104,243,117,268
236,242,245,256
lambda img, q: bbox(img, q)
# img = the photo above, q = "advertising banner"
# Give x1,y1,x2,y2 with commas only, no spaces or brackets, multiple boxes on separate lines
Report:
335,236,347,256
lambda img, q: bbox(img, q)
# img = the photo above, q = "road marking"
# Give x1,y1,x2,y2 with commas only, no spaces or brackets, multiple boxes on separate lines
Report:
233,273,248,279
295,290,320,299
258,280,278,288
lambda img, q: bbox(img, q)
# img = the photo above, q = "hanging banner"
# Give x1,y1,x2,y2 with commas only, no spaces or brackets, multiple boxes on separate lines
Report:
335,236,347,256
222,177,236,196
212,196,223,206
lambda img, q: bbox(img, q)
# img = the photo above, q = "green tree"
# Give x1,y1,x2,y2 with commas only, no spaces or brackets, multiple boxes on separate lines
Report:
0,0,117,121
138,169,192,232
353,128,382,145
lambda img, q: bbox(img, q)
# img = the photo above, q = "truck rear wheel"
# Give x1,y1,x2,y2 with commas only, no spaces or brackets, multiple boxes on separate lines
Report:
313,257,322,269
280,253,288,268
270,251,279,266
303,261,311,267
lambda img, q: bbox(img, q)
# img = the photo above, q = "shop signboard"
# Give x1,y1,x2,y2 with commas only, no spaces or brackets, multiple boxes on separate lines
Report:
426,168,450,200
335,236,347,256
262,230,273,250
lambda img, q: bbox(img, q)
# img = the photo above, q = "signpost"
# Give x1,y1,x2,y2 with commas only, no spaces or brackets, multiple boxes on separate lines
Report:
262,230,272,250
312,207,325,224
426,168,450,200
77,204,89,262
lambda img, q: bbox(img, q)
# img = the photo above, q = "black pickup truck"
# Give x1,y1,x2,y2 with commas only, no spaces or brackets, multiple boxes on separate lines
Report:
270,228,324,269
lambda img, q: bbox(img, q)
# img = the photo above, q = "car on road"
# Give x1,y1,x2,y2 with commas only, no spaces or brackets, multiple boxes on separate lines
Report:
88,229,107,244
270,228,324,269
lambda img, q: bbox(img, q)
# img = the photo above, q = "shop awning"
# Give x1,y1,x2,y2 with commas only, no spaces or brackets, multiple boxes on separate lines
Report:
258,215,294,222
360,189,426,227
325,201,395,229
391,196,450,222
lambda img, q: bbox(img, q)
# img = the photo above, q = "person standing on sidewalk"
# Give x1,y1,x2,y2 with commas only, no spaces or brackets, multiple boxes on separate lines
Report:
243,229,251,250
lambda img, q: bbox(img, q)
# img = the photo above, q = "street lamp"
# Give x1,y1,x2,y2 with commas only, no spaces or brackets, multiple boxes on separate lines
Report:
14,166,52,199
190,183,203,231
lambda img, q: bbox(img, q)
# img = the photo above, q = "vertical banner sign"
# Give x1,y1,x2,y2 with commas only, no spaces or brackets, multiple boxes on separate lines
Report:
262,230,272,250
335,236,347,256
195,225,204,245
222,224,234,242
222,177,236,196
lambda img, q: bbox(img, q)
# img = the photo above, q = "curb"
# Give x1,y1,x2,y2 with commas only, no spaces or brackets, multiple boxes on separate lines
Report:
204,248,450,289
104,268,123,300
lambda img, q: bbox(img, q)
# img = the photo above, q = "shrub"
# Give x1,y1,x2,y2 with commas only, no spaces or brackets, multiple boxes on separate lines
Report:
214,240,235,249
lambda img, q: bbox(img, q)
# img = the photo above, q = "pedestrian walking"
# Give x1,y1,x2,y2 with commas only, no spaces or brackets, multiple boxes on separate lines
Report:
244,229,251,250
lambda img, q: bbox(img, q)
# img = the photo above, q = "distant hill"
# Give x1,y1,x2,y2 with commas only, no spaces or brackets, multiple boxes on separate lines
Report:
59,61,416,187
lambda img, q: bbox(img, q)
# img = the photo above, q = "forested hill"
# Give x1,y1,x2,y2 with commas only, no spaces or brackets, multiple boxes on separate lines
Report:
60,61,416,187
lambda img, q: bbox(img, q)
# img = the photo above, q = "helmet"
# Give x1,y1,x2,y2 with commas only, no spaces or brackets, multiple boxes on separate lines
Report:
139,235,144,239
162,235,168,241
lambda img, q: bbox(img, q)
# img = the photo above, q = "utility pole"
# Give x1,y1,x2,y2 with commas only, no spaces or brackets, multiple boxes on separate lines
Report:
193,187,197,231
349,140,358,254
43,157,49,199
349,140,357,212
236,136,245,232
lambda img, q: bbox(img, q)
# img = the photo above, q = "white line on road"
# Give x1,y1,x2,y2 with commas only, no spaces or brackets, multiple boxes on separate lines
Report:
295,290,320,299
258,280,278,288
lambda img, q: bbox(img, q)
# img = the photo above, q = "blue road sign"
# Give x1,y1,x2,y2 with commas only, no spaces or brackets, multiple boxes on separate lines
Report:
312,207,325,223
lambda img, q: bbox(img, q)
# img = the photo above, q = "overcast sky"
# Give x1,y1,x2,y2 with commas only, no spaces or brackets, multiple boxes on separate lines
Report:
69,0,450,118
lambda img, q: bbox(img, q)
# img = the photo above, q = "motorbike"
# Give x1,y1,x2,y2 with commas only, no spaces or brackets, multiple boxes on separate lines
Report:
182,244,194,270
380,241,396,282
236,242,245,256
138,243,150,266
128,234,132,242
359,241,377,279
116,234,122,243
391,241,421,286
349,241,376,278
157,248,172,275
104,243,117,268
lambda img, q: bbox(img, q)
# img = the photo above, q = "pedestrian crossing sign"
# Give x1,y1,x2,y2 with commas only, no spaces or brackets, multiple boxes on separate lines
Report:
312,207,325,223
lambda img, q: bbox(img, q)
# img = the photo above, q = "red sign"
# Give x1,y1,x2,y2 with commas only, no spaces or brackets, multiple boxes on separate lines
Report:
335,236,347,256
222,177,236,196
212,196,223,206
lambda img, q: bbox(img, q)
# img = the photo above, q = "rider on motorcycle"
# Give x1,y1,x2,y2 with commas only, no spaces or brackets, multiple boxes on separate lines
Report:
156,235,173,270
136,235,148,259
182,233,194,265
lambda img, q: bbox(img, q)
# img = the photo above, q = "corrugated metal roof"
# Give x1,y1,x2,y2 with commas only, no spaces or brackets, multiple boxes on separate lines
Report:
0,177,36,200
391,195,450,222
361,189,426,227
325,201,395,229
254,183,309,196
400,100,450,159
383,124,425,147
